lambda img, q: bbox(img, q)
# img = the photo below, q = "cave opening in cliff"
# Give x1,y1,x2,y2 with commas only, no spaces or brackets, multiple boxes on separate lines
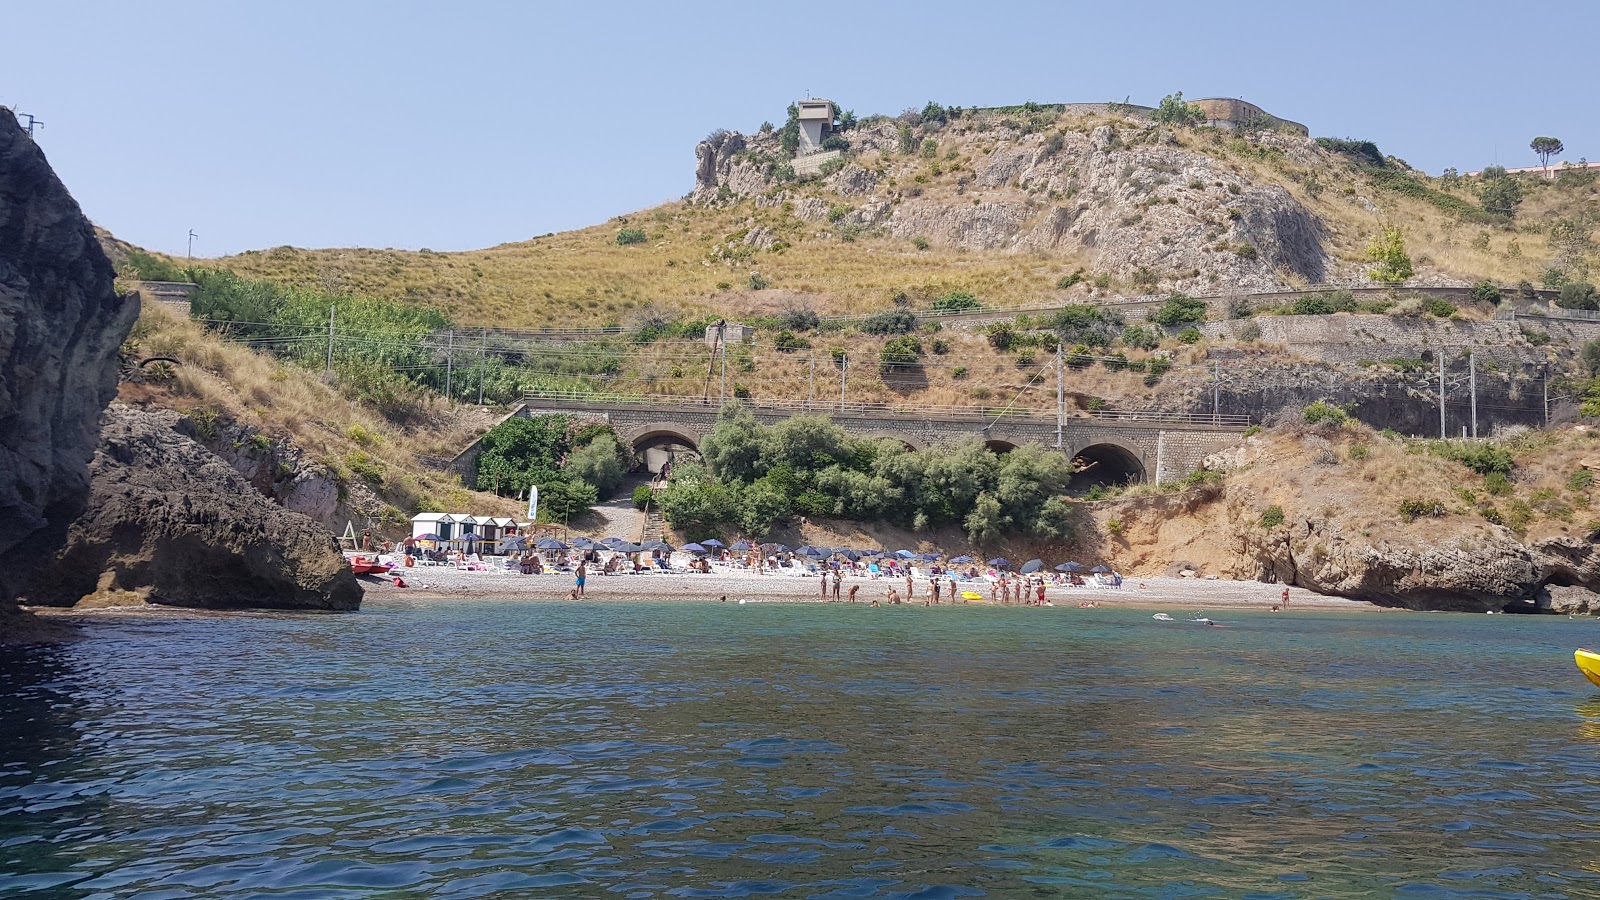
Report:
1069,443,1145,493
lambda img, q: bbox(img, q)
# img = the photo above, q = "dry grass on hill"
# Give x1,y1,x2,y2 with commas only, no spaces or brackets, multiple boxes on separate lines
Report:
122,305,520,519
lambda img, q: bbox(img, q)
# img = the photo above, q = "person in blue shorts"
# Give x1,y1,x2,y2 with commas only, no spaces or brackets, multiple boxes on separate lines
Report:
575,562,587,598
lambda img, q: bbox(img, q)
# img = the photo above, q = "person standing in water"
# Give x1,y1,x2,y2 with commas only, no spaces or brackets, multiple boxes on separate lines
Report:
831,569,842,601
905,572,914,602
820,571,829,600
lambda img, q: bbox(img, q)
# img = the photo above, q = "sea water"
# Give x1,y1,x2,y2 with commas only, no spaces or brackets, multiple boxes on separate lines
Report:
3,600,1599,898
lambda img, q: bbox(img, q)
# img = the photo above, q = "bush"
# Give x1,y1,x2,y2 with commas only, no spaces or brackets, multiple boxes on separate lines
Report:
1290,290,1357,315
1259,505,1285,528
1366,227,1414,284
1469,281,1503,304
1423,297,1457,318
773,330,811,352
1568,468,1595,491
633,484,655,510
780,307,820,332
1151,91,1205,127
1057,270,1085,290
748,272,770,290
931,291,981,312
1398,498,1445,523
911,236,930,251
1484,471,1513,496
616,227,647,245
1557,281,1599,311
985,322,1014,350
1303,401,1349,427
952,366,968,379
1121,325,1159,350
920,138,938,159
879,335,924,370
860,309,918,335
930,338,950,354
540,478,599,521
1177,327,1202,344
1043,305,1124,347
1151,292,1207,327
1315,137,1384,167
565,434,627,498
1243,425,1263,437
1436,441,1514,476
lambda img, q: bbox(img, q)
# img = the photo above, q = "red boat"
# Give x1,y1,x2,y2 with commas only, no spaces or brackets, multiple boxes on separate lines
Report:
349,556,393,576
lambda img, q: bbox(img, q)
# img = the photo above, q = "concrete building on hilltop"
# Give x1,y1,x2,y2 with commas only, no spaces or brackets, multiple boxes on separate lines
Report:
795,99,835,154
1190,98,1308,136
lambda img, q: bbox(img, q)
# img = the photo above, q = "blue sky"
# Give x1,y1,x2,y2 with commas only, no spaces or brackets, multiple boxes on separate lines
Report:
5,0,1595,257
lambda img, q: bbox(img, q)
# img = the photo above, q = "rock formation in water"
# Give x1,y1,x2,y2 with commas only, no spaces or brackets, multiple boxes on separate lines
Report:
20,405,362,611
0,108,140,619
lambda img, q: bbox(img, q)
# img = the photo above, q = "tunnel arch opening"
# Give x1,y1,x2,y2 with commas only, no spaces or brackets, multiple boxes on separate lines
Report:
983,439,1018,455
1069,442,1146,493
631,430,700,474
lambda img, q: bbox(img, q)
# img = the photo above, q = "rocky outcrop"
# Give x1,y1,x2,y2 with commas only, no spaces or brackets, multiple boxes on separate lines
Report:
20,405,361,611
0,108,140,614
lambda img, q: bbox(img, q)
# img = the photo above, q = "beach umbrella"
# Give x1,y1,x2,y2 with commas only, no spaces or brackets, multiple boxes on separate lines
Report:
533,537,565,551
414,533,441,542
457,532,482,543
600,537,629,547
500,536,529,552
642,540,674,552
610,541,643,553
1020,559,1044,574
730,540,754,551
949,555,974,564
1090,565,1111,574
798,546,827,558
895,549,916,559
571,536,600,549
987,557,1011,568
1055,562,1081,572
833,548,860,560
680,542,708,554
701,539,725,548
919,552,941,561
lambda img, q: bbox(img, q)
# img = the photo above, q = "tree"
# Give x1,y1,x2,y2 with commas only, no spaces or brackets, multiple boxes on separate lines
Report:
760,416,849,472
964,492,1007,545
1584,339,1600,376
1366,227,1414,284
1480,176,1523,217
474,414,575,495
700,403,763,482
564,434,626,498
1151,91,1205,127
539,478,598,521
1531,136,1565,175
1558,282,1600,311
737,479,791,538
1150,292,1207,327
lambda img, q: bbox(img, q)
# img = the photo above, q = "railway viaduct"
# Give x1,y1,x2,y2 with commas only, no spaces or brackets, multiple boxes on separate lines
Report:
446,398,1251,490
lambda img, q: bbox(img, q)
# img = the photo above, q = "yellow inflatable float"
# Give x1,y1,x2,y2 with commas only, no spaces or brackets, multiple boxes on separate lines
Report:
1576,649,1600,689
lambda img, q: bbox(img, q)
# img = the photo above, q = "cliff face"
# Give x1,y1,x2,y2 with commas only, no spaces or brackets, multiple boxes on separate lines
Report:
694,114,1331,294
20,406,361,611
0,109,139,613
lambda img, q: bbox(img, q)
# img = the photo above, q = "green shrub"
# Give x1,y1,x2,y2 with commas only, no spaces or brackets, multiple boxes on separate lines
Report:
920,138,938,159
1015,351,1035,367
1243,425,1263,437
1484,471,1513,496
1106,518,1123,534
1348,443,1371,461
1151,292,1207,327
616,227,647,245
911,236,930,251
1423,297,1457,318
1121,325,1159,350
1569,468,1595,491
930,338,950,354
1557,281,1600,311
1315,136,1384,166
748,272,770,290
633,484,655,510
1469,281,1503,304
1177,327,1202,344
1151,91,1205,127
1522,327,1551,346
931,291,981,312
345,450,385,484
1398,498,1445,523
1259,505,1286,528
1057,270,1085,290
860,309,918,335
879,335,924,370
985,322,1014,350
1290,290,1357,315
1303,400,1349,427
952,366,968,379
1436,441,1514,475
773,330,811,352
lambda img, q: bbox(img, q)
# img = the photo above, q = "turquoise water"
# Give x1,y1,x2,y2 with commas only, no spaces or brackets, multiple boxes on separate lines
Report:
3,600,1600,899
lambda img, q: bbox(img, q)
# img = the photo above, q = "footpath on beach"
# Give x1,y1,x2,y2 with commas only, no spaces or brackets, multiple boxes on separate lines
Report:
363,565,1371,610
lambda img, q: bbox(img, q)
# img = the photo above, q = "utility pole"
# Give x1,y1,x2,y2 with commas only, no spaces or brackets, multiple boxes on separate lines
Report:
477,328,488,405
1213,360,1221,425
719,325,727,404
17,113,42,139
808,353,815,407
1544,366,1550,427
840,352,847,413
1438,351,1446,440
445,329,455,398
187,229,198,259
1468,351,1478,439
325,305,336,374
1055,343,1064,448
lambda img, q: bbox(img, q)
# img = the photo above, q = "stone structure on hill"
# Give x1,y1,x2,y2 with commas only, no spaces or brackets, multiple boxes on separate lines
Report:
20,406,362,612
0,108,140,618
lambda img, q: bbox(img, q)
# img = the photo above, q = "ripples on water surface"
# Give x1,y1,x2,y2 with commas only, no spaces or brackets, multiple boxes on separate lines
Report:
4,600,1600,898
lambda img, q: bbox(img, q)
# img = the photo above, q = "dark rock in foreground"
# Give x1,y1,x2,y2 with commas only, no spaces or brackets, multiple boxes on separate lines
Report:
0,108,139,610
21,405,361,611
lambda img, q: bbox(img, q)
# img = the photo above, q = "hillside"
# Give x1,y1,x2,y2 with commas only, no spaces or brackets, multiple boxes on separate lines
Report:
181,100,1597,330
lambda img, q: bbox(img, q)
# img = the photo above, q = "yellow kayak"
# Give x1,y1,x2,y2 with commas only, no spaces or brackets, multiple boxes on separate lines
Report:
961,591,985,603
1577,649,1600,689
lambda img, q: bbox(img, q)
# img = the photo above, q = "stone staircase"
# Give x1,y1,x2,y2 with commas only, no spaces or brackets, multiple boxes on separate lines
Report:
640,507,666,544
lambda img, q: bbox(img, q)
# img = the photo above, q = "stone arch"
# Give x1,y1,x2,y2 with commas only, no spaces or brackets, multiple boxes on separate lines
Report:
983,439,1018,454
630,426,701,474
1069,441,1146,492
852,430,921,452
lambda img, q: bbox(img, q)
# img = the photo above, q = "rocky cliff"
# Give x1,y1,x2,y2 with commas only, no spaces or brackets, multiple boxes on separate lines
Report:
20,405,361,611
1099,423,1600,612
694,111,1333,293
0,108,139,620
